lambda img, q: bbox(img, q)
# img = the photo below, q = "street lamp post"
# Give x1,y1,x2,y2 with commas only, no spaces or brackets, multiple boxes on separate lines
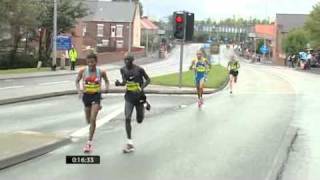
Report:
128,0,132,54
52,0,57,70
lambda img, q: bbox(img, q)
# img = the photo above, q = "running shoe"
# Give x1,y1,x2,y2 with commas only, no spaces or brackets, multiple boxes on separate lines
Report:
83,143,93,153
198,100,202,108
145,102,151,111
123,144,135,153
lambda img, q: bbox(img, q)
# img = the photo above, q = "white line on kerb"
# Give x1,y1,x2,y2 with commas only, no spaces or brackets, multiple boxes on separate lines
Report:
39,81,70,86
0,85,24,90
70,104,123,138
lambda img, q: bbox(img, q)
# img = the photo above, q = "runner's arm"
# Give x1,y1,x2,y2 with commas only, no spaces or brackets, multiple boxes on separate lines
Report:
237,61,240,69
141,68,150,90
189,59,195,71
115,68,126,86
75,69,84,94
101,70,110,92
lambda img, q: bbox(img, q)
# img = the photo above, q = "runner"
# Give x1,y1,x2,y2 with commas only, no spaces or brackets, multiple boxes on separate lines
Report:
115,55,151,153
75,53,109,153
227,55,240,94
189,50,209,107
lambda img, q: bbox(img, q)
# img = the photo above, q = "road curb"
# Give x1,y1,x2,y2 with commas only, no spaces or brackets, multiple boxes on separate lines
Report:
215,74,230,92
0,84,225,105
0,134,71,170
0,67,120,81
0,72,78,80
0,90,77,105
265,126,299,180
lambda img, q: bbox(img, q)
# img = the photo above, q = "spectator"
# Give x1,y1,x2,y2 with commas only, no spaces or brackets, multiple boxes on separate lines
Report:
68,45,78,71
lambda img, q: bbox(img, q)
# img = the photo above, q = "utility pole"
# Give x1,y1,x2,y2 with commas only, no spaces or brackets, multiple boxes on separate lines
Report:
178,12,186,88
52,0,57,70
128,0,132,54
146,30,149,56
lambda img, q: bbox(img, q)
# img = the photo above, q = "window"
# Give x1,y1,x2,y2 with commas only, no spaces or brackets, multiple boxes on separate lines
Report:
111,26,116,37
102,39,109,46
116,40,124,48
116,25,123,38
82,24,87,37
97,24,104,37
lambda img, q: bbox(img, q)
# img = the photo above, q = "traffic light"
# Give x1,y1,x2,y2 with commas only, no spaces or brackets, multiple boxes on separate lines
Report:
173,12,185,39
173,11,194,41
185,12,194,41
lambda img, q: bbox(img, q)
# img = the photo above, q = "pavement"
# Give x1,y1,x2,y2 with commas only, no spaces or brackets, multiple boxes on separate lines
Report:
0,131,70,170
0,94,201,170
0,87,227,169
0,50,300,179
0,45,303,180
0,43,228,171
0,81,226,170
236,55,320,180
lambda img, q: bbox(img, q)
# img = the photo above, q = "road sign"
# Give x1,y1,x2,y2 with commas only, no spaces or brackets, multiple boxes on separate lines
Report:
260,45,269,54
57,35,72,51
203,43,210,48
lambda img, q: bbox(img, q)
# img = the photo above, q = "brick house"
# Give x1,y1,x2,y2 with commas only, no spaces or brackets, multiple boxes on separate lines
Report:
253,24,276,59
72,1,142,62
273,14,308,65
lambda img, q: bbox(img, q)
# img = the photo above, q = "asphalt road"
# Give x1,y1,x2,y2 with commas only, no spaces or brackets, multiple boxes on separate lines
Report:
0,94,197,135
0,46,305,180
264,66,320,180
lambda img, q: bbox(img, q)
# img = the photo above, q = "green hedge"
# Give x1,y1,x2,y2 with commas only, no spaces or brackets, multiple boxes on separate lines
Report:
0,53,38,70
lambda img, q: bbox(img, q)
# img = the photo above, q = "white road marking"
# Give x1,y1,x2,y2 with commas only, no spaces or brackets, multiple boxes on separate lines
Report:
39,81,70,86
0,85,24,90
15,131,43,135
70,104,123,138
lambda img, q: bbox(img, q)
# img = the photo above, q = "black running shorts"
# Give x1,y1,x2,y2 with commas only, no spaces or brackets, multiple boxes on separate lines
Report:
82,93,101,107
229,70,239,77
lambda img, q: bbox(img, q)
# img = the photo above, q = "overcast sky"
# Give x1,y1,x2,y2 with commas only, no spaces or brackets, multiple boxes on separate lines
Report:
140,0,319,21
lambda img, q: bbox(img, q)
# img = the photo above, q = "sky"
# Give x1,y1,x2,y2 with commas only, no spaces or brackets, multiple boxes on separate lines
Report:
140,0,319,21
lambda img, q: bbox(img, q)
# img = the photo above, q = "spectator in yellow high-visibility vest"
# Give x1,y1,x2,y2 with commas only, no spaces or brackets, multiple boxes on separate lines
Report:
69,45,78,70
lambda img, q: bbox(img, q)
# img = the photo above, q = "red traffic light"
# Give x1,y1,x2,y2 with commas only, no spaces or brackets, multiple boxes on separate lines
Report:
175,16,184,23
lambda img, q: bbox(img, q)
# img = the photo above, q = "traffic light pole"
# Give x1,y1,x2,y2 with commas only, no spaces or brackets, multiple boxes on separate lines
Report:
178,12,187,88
179,39,184,88
128,0,132,53
52,0,57,70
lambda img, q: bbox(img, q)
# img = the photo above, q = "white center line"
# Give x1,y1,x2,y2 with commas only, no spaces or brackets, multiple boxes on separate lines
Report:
0,85,24,90
39,81,70,86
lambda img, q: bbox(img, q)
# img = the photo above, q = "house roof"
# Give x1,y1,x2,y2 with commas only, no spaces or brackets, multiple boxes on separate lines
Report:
276,14,308,33
255,24,275,39
83,1,136,23
141,17,159,30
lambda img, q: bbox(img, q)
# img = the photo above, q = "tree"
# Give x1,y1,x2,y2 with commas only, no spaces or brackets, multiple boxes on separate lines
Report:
38,0,88,62
305,2,320,48
0,0,41,65
283,28,309,55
